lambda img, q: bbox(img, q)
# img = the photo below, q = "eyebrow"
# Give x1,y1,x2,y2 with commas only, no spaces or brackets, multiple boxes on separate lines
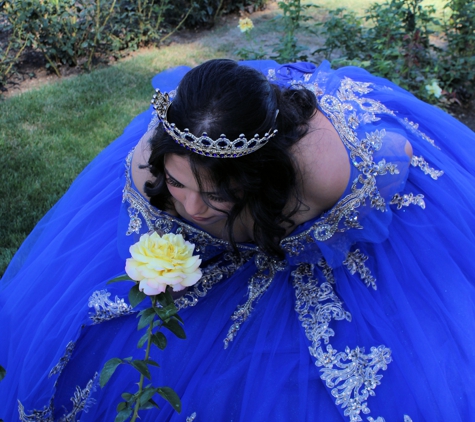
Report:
165,169,221,196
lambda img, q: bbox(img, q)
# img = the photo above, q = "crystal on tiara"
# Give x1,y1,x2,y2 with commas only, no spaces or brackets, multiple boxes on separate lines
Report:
151,89,278,158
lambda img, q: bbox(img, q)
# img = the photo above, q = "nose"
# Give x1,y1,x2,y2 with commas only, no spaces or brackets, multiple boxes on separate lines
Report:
184,192,208,216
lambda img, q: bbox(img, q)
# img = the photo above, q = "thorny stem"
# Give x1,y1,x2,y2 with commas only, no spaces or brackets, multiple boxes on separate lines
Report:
130,296,157,422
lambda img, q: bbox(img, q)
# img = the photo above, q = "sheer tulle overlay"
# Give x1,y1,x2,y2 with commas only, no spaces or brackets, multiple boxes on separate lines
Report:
1,61,474,422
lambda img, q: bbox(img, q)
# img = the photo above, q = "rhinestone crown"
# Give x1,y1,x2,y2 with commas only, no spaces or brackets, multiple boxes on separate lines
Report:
151,89,278,158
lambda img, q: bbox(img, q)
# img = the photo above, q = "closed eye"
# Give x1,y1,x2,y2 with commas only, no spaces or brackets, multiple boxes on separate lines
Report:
165,177,184,188
206,193,228,203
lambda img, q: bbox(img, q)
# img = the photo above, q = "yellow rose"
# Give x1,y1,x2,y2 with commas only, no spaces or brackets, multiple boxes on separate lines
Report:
125,232,202,296
238,17,254,33
425,80,442,98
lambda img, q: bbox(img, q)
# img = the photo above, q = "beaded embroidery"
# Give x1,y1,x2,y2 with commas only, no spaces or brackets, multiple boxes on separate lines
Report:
390,193,426,210
224,253,287,348
344,249,377,290
411,155,444,180
292,262,391,422
18,374,97,422
49,341,76,378
402,118,439,149
88,289,134,324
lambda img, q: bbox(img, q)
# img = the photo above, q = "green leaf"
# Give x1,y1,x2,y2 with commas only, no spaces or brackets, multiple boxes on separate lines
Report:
145,358,160,367
157,387,182,413
116,401,128,411
163,318,186,339
146,398,160,409
121,392,135,402
137,330,149,349
151,332,167,350
154,302,178,321
157,289,173,307
0,365,6,381
115,407,133,422
100,358,122,387
131,360,151,380
137,308,156,330
174,313,184,324
129,284,147,308
139,386,156,406
107,274,133,284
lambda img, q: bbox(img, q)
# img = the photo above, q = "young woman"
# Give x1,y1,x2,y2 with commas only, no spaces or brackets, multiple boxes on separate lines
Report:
1,59,474,421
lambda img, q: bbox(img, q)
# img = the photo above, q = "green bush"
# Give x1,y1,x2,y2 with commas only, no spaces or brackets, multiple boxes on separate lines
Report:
315,0,475,104
316,0,441,102
439,0,475,99
0,0,266,89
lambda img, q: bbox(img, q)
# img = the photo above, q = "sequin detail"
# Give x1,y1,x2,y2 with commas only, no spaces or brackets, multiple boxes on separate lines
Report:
403,118,439,149
18,401,53,422
368,416,413,422
390,193,426,210
176,251,255,312
186,412,197,421
18,374,97,422
123,150,166,235
224,254,287,349
49,341,76,377
88,289,134,324
411,155,444,180
60,374,97,421
292,263,391,422
344,249,377,290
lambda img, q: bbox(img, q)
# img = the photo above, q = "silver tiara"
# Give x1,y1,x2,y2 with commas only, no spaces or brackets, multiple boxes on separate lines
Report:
151,89,278,158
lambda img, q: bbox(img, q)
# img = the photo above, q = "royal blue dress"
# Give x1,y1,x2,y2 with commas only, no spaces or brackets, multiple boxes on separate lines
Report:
1,60,474,422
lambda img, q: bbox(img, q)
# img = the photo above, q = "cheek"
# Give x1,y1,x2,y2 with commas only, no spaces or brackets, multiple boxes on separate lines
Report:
167,186,184,202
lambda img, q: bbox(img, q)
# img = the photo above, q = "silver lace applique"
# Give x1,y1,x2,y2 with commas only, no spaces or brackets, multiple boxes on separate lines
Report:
18,400,53,422
88,289,134,324
292,263,352,350
186,412,197,421
368,416,413,422
223,253,287,349
403,118,439,149
123,150,168,235
317,257,336,284
147,113,159,131
49,341,76,378
390,193,426,210
411,155,444,180
320,345,391,421
292,262,391,422
343,249,377,290
18,374,97,422
58,374,98,422
175,250,255,311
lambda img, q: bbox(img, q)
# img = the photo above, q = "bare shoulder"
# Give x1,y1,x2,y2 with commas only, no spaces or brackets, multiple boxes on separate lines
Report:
131,130,156,199
291,111,351,218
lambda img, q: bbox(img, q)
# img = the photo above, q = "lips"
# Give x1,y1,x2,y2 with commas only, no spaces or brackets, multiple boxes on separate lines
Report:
191,216,211,222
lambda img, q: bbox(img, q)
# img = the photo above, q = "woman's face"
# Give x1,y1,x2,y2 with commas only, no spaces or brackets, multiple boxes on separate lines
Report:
164,154,233,225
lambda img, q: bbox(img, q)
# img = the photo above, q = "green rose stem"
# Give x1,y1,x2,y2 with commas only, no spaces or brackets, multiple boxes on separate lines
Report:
130,295,157,422
100,284,183,422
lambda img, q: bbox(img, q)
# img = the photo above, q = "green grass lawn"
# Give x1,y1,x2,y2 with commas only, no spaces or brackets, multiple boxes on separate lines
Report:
0,44,221,275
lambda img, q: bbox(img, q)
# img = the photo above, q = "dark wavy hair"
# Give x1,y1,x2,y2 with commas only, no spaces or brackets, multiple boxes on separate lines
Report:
144,59,317,258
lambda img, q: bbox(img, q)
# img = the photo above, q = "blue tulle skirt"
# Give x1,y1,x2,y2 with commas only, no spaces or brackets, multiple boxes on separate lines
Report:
1,60,474,422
